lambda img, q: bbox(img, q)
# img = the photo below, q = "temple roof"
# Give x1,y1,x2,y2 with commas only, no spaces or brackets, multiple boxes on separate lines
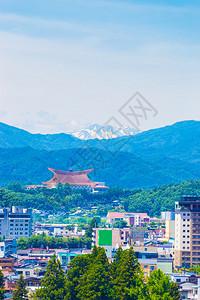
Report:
43,168,99,186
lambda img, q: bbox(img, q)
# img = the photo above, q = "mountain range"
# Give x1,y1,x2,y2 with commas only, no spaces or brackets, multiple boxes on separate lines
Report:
0,120,200,188
71,124,138,140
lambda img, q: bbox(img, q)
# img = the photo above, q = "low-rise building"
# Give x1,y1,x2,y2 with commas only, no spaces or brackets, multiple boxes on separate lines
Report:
0,258,13,273
0,239,17,258
107,212,150,226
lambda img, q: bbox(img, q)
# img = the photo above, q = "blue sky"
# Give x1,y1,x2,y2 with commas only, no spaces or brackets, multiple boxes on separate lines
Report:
0,0,200,133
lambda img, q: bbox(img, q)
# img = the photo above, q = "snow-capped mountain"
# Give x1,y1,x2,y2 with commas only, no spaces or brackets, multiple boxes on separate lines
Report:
71,124,138,140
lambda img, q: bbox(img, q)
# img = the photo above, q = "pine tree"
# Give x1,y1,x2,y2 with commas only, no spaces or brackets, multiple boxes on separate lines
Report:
0,269,5,300
111,247,147,299
12,274,28,300
34,254,66,300
75,246,112,300
65,254,91,300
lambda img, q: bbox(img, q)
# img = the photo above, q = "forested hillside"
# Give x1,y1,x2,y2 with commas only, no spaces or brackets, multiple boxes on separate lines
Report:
1,120,200,188
1,180,200,217
1,146,200,188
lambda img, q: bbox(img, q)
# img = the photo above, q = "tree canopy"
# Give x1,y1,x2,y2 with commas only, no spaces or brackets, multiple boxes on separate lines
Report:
34,254,66,300
17,233,91,250
2,179,200,217
34,246,180,300
12,274,28,300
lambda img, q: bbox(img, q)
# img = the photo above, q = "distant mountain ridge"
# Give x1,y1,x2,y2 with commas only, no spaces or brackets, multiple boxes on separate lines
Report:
71,124,138,140
1,120,200,188
0,122,83,150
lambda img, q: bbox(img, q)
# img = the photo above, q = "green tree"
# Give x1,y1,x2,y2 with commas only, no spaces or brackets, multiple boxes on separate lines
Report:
34,254,66,300
112,220,127,228
12,274,28,300
85,217,98,238
189,264,200,274
17,238,28,250
0,269,5,300
146,269,180,300
111,247,147,299
7,182,24,193
65,254,92,299
123,199,129,212
75,246,113,300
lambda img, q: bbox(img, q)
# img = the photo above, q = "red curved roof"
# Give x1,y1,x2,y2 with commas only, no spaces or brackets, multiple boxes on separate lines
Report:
43,168,99,186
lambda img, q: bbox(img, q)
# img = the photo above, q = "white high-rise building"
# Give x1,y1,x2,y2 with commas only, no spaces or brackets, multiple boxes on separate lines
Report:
0,206,32,239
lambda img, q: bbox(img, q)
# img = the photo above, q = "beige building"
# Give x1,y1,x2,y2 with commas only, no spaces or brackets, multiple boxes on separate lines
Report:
174,195,200,269
165,220,175,239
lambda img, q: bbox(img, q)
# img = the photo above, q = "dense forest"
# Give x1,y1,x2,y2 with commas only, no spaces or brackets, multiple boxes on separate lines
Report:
1,179,200,217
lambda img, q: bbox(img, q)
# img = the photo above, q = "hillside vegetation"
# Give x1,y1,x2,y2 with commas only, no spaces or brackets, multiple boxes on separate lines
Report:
0,146,200,189
1,180,200,217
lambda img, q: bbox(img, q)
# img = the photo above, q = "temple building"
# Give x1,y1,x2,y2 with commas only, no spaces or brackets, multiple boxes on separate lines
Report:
41,168,109,192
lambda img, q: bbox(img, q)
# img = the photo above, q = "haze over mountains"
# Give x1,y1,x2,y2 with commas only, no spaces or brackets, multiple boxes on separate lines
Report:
0,120,200,188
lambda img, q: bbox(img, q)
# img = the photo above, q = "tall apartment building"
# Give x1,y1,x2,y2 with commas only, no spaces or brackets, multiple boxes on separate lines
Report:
174,195,200,269
0,206,32,239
